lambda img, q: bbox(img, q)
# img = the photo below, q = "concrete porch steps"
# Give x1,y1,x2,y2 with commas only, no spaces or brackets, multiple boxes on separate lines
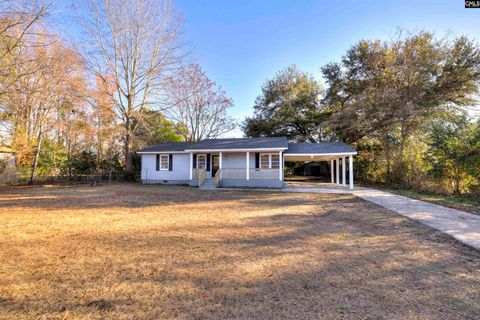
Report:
200,178,216,189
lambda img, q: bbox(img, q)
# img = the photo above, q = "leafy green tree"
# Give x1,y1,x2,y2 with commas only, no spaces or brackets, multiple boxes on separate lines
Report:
322,32,480,185
67,150,97,176
464,119,480,184
37,138,67,177
98,150,124,173
133,109,183,148
243,65,326,142
425,115,480,194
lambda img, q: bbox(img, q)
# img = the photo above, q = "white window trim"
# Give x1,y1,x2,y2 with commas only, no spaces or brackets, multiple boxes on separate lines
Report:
159,154,169,171
260,153,279,169
196,154,207,170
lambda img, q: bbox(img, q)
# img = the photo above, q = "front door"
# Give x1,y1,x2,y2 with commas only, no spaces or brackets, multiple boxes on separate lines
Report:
211,155,219,176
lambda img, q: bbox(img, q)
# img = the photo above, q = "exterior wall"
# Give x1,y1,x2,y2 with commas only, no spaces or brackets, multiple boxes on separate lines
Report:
141,151,283,188
141,153,190,184
221,152,254,169
220,179,284,188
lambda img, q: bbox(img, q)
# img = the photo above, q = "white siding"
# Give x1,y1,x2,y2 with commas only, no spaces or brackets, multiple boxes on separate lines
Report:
222,152,254,169
141,151,281,184
141,153,190,181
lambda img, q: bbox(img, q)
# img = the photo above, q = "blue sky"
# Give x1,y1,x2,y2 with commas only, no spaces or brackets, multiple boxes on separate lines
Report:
53,1,480,137
174,0,479,136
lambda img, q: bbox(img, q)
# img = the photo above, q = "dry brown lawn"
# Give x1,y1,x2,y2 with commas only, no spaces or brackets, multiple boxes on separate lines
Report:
0,183,479,319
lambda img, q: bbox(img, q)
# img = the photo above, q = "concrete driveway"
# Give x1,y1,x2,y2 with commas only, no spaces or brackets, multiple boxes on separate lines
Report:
282,181,480,250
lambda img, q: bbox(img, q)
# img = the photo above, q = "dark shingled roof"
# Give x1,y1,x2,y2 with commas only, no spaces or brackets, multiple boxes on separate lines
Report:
138,138,355,154
138,142,193,152
186,137,288,150
285,142,356,154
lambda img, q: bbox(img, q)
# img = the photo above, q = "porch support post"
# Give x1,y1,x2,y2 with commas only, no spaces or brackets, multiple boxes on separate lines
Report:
349,155,354,190
342,156,346,187
330,160,334,183
189,152,193,180
335,158,340,184
279,151,282,180
246,151,250,180
219,152,223,179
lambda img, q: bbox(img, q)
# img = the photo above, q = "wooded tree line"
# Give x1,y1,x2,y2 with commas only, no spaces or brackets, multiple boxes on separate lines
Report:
0,0,478,196
0,0,235,183
244,32,480,196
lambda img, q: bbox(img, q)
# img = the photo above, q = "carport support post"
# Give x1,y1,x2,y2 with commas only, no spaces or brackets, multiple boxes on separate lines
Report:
219,152,223,179
189,152,193,180
349,155,354,190
342,156,346,187
330,160,334,183
246,151,250,180
335,158,340,185
278,151,282,180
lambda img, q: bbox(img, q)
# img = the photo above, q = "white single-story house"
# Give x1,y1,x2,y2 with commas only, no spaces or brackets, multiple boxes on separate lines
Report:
137,137,357,189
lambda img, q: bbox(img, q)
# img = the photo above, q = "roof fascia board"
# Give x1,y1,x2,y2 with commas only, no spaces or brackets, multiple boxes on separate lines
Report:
284,152,357,156
184,147,288,152
137,151,189,154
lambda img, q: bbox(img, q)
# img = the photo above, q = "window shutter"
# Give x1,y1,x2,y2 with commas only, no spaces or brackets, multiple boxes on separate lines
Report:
255,153,259,169
206,154,211,171
193,154,197,168
169,154,173,171
156,154,159,171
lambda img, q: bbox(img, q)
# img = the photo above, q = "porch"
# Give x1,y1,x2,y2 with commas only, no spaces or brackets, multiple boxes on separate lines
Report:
188,147,356,190
189,151,284,189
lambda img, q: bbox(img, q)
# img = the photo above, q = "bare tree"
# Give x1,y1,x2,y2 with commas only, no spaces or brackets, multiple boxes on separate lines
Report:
166,64,236,142
84,0,183,171
0,31,85,183
0,0,49,95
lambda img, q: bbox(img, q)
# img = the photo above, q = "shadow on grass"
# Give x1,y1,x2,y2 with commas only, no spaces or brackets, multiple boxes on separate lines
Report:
1,197,479,319
0,183,359,212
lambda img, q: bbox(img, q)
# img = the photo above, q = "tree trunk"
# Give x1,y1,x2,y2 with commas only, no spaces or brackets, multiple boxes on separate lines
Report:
398,123,408,185
383,132,391,184
454,166,462,195
67,142,72,180
124,117,133,171
29,127,43,184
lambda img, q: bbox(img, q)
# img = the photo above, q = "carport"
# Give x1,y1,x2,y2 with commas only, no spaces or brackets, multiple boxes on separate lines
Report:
284,142,357,190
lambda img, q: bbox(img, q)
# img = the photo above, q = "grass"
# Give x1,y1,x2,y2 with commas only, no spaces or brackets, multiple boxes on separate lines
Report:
0,183,479,319
378,187,480,215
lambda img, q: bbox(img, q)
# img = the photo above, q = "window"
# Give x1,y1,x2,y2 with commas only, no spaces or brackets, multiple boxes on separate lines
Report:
260,154,270,168
260,153,281,169
160,154,169,170
271,154,280,169
197,154,206,170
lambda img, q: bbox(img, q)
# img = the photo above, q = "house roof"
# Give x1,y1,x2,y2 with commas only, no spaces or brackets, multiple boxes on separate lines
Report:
285,142,356,155
185,137,288,150
137,137,355,155
138,142,193,153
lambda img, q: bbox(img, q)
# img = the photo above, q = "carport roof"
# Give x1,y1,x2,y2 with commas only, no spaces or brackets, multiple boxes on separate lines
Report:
285,142,356,155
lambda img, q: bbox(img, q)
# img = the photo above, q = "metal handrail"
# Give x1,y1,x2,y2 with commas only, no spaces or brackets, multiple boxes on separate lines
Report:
214,169,221,187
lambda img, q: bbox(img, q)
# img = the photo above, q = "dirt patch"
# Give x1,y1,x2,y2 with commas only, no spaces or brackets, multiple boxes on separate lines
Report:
0,183,479,319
